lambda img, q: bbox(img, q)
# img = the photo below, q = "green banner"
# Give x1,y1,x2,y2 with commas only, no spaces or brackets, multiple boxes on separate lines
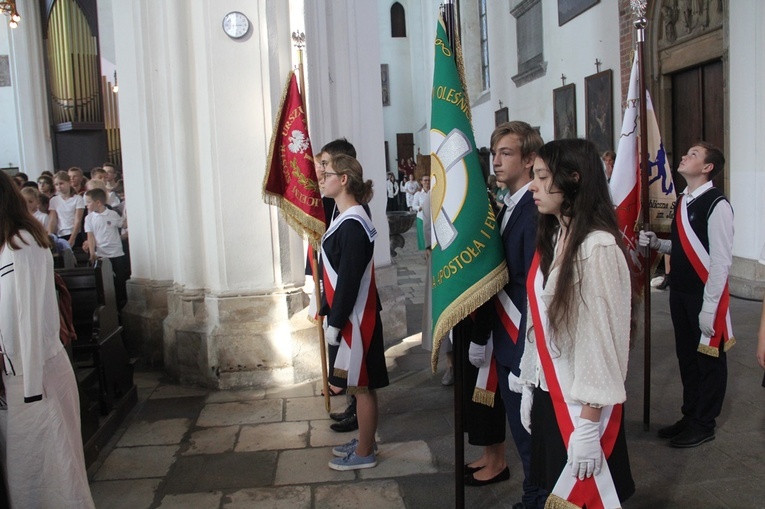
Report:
429,17,508,371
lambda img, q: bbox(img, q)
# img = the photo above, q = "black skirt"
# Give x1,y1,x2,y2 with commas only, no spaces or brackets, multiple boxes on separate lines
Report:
461,331,506,446
530,388,635,506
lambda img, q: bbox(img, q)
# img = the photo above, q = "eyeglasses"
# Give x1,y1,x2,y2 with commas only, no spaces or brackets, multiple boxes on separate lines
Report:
322,172,341,178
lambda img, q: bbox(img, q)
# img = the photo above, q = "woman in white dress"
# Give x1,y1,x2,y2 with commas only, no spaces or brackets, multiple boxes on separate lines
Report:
0,171,95,508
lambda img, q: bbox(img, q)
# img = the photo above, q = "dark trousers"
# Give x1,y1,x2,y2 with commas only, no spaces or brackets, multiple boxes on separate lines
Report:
496,363,547,509
109,255,130,310
669,289,728,431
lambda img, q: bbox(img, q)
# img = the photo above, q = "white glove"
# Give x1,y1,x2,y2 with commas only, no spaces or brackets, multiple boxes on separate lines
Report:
567,416,603,480
468,342,487,368
520,385,534,435
699,310,716,338
638,230,661,250
325,325,341,347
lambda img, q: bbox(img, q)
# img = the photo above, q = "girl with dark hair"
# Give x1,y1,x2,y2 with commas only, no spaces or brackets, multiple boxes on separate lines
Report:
519,139,634,508
0,171,95,507
318,154,389,471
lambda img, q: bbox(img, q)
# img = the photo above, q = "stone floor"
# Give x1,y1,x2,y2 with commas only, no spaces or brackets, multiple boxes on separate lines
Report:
87,230,765,509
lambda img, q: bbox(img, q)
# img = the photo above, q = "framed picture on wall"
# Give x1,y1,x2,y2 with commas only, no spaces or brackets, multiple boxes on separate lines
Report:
585,69,613,153
495,107,509,126
557,0,600,26
553,83,577,140
381,64,390,106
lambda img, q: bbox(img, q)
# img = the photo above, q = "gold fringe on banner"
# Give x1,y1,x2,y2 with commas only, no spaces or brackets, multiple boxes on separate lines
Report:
430,262,509,373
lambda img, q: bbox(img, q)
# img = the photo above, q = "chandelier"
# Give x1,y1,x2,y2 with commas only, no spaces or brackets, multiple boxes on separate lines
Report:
1,0,20,28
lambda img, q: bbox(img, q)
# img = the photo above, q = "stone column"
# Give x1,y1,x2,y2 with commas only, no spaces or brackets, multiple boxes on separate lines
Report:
6,0,55,175
113,0,407,388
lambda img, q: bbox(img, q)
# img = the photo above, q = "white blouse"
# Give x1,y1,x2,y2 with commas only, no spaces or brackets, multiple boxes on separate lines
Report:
519,230,632,407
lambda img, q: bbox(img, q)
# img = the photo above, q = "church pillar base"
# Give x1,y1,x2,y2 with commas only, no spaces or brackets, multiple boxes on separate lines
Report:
730,256,765,300
163,287,318,389
121,278,172,366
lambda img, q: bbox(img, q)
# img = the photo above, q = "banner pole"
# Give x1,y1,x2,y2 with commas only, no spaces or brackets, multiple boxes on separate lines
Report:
292,30,330,413
441,3,464,507
634,4,652,431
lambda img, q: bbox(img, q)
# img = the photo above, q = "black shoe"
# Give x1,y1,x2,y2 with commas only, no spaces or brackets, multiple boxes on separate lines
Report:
656,274,670,290
330,414,358,433
329,406,354,422
512,504,527,509
464,466,510,486
657,419,689,439
670,427,715,448
463,464,484,475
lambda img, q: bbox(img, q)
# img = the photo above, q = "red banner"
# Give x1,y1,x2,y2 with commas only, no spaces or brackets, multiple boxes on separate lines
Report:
263,71,325,246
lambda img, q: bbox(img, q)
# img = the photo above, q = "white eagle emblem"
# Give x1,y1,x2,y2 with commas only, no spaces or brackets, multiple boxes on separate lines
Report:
288,130,310,154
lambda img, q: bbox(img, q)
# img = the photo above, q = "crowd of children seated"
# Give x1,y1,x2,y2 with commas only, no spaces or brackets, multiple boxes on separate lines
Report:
13,164,130,310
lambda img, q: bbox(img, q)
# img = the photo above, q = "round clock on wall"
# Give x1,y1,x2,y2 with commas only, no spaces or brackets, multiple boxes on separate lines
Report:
222,11,250,39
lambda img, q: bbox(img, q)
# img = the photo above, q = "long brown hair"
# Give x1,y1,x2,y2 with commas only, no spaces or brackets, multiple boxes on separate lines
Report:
0,171,51,250
331,154,374,205
535,139,624,337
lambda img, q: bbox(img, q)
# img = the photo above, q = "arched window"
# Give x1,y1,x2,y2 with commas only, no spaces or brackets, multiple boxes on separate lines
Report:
391,2,406,38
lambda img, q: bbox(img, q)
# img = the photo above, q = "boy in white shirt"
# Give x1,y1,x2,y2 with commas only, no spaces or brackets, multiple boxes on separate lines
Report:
84,188,129,309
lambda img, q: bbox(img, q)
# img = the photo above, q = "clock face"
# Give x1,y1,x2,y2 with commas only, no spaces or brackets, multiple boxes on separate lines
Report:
223,12,250,39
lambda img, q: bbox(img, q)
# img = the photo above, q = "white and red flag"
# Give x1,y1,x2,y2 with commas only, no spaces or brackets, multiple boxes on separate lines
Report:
610,55,676,290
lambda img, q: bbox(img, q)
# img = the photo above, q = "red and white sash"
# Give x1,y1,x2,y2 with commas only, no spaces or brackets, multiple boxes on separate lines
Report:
676,195,735,357
472,334,497,406
495,289,522,344
472,290,523,406
527,252,623,509
321,206,378,392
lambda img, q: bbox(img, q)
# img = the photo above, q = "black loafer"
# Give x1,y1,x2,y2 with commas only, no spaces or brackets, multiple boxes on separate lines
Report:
657,419,689,439
330,414,358,433
464,464,484,475
464,466,510,486
329,406,354,422
670,427,715,448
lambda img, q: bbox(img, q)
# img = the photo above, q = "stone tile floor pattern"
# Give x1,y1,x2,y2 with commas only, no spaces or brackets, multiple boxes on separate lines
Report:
86,229,765,508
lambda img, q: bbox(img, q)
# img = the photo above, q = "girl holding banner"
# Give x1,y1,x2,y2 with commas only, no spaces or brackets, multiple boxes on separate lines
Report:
519,139,635,508
319,154,389,471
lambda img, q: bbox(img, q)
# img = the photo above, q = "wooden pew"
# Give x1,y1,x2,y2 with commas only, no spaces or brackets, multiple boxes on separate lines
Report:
56,258,136,465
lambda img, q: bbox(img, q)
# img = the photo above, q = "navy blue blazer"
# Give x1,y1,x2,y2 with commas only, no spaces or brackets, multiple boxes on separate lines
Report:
472,190,537,374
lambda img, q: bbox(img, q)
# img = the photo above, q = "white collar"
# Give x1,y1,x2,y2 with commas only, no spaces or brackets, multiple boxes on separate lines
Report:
504,182,531,208
683,180,714,201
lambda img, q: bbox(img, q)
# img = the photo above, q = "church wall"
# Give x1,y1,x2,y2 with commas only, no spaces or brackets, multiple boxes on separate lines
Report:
728,0,765,298
473,0,622,148
0,0,53,177
0,21,21,170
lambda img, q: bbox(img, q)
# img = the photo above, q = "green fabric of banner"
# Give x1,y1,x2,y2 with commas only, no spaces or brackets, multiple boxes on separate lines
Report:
429,17,508,372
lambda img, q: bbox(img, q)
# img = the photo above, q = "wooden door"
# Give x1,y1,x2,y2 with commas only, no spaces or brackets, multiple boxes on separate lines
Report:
396,133,414,176
671,60,724,190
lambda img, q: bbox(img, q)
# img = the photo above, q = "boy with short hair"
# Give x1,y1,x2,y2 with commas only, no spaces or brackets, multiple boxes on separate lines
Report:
640,141,734,448
84,188,129,309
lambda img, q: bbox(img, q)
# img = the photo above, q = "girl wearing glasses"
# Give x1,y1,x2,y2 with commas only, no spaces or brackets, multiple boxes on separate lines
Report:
319,154,388,471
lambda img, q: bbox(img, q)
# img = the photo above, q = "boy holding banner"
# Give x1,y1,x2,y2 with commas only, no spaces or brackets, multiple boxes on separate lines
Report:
640,142,734,448
466,122,546,507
